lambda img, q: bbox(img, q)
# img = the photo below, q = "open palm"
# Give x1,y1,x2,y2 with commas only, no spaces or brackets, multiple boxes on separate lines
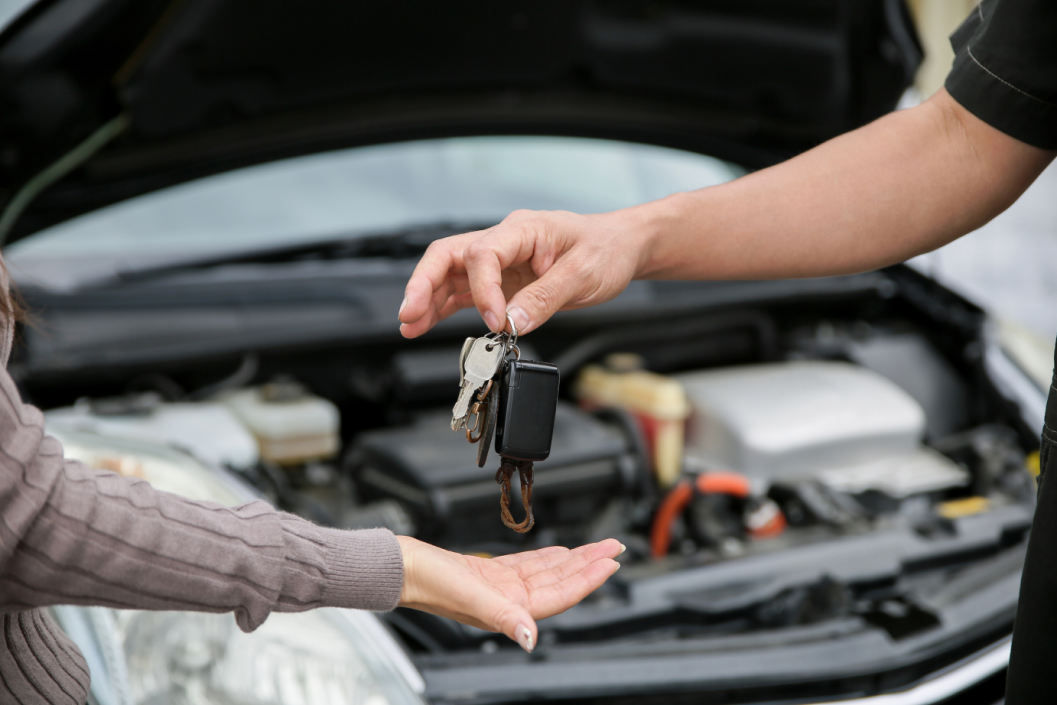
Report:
397,536,622,651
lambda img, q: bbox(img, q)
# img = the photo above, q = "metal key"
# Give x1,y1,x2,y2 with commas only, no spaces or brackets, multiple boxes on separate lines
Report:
451,337,506,429
457,336,475,387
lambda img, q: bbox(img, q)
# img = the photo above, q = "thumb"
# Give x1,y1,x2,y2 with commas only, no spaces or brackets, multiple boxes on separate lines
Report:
504,259,586,335
461,580,538,652
490,601,538,653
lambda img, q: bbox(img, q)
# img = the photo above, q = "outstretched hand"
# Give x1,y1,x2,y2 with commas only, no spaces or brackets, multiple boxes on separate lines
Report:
397,208,652,338
397,536,623,651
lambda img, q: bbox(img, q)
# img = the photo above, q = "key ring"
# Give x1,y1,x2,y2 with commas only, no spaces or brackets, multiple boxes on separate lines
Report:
500,313,521,359
504,313,519,350
484,313,520,358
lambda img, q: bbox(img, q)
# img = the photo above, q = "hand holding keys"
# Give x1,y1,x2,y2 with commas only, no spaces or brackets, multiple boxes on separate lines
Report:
453,316,560,533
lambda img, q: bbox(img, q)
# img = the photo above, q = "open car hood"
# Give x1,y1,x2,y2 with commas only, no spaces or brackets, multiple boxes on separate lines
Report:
0,0,920,243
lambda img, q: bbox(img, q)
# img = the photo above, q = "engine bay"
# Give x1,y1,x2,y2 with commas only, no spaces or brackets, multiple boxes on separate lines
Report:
20,267,1038,674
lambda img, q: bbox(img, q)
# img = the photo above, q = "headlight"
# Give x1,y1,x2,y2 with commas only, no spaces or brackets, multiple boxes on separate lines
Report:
116,609,423,705
46,428,426,705
47,426,253,505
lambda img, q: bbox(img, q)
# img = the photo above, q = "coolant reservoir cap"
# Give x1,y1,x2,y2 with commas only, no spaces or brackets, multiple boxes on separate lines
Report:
259,377,307,403
603,352,646,373
84,392,162,417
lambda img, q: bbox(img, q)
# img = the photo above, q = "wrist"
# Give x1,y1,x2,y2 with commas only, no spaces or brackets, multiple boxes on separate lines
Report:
396,535,417,606
610,191,694,280
308,526,404,612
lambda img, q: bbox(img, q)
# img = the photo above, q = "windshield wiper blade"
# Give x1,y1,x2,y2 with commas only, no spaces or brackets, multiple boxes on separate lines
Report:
101,221,496,288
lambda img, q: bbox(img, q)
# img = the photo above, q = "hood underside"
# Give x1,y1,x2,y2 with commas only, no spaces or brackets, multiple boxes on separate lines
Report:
0,0,920,243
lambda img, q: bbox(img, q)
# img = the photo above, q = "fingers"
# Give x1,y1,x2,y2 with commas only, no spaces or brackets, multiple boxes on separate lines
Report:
463,209,592,335
463,211,578,336
531,557,621,618
490,601,539,653
398,537,541,651
400,233,479,338
401,219,530,337
400,210,605,337
401,241,453,330
432,291,475,324
491,545,570,568
520,540,622,589
503,255,589,335
431,571,540,653
502,539,621,575
401,592,539,652
492,540,611,570
463,216,537,333
398,537,621,653
527,558,622,620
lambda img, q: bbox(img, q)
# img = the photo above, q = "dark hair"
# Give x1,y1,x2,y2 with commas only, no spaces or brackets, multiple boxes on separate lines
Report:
0,259,26,326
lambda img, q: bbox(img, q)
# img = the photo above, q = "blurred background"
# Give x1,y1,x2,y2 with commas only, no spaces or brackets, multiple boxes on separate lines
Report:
1,0,1053,345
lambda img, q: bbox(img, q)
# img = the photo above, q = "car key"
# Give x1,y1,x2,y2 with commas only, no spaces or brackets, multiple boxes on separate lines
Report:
457,336,475,387
451,336,506,430
493,359,560,533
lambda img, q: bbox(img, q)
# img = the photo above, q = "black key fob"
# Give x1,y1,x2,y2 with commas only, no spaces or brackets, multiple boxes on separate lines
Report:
494,360,560,462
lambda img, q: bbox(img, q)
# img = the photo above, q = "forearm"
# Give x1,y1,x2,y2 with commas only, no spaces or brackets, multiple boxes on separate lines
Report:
0,370,402,631
632,89,1055,281
400,89,1055,338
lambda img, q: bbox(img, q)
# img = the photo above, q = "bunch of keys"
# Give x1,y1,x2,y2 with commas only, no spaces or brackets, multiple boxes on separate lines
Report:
451,315,560,533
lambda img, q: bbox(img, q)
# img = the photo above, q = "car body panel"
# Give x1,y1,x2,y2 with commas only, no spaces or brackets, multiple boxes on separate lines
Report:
0,0,920,241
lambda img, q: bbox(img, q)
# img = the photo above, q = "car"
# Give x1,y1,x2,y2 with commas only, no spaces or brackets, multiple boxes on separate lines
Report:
0,1,1042,704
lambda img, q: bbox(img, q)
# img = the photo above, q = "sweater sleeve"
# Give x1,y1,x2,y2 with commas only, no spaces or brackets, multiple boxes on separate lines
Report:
0,369,404,632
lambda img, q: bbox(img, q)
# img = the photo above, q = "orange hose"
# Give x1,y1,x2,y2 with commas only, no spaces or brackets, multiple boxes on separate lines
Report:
649,480,694,559
695,472,751,498
651,472,764,558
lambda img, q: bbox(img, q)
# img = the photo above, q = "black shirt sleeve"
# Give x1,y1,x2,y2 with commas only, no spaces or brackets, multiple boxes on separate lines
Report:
944,0,1057,149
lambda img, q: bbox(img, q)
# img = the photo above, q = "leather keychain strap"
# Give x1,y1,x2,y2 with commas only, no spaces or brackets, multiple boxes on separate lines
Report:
496,458,534,533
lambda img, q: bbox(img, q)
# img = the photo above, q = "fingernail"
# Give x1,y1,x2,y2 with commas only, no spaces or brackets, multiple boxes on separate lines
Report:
507,306,530,334
516,624,534,653
398,296,408,320
620,543,627,555
483,310,499,332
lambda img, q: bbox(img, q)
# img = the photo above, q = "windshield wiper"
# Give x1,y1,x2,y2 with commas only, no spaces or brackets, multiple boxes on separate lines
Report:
101,221,496,288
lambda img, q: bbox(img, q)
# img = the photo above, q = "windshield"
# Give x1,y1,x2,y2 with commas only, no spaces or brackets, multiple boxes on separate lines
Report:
6,136,743,287
0,0,34,33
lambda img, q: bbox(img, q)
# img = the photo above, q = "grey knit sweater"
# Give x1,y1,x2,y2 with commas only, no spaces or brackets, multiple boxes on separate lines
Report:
0,275,405,704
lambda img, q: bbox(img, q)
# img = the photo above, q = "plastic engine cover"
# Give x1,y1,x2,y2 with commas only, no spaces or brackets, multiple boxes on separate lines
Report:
678,361,926,479
349,402,629,544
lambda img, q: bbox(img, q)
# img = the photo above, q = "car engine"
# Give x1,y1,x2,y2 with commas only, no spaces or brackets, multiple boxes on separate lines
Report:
31,271,1039,672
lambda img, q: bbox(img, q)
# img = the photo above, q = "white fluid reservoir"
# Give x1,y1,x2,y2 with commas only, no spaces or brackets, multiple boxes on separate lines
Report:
677,361,928,480
220,382,340,465
46,401,259,470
